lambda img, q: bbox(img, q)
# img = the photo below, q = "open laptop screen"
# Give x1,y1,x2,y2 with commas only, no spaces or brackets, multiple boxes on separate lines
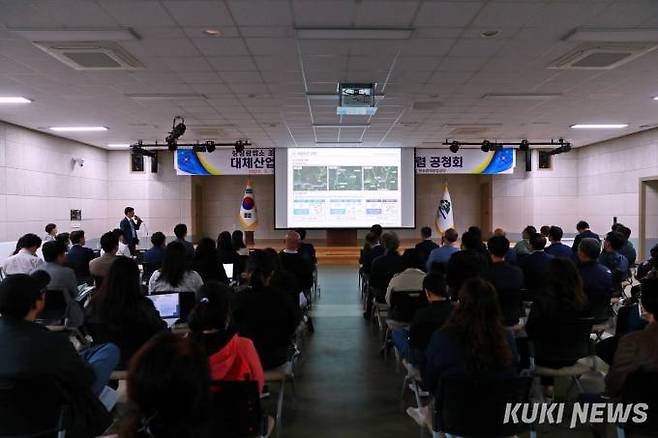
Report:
147,293,180,319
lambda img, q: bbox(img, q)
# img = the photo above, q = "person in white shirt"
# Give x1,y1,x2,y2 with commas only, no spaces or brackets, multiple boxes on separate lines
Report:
43,223,57,243
1,234,45,275
149,241,203,294
100,229,132,258
386,248,427,305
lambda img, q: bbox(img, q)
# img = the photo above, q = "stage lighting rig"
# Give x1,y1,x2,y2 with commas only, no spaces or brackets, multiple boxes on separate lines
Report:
481,139,491,152
519,139,530,151
165,116,186,151
205,140,216,153
442,138,573,152
449,140,460,153
235,139,246,154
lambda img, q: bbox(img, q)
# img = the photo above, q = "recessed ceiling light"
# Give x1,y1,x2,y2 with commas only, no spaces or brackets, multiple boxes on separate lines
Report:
107,143,130,148
203,28,222,36
481,30,500,38
482,93,562,101
570,123,628,129
0,97,32,103
652,96,658,100
49,126,108,132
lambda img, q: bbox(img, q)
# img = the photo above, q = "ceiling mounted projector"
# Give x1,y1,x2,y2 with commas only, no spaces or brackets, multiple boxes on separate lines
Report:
337,82,378,116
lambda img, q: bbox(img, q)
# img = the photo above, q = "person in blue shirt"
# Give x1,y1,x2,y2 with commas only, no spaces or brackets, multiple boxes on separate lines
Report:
599,231,630,293
426,228,459,273
577,237,613,317
144,232,166,271
545,226,573,258
612,223,637,266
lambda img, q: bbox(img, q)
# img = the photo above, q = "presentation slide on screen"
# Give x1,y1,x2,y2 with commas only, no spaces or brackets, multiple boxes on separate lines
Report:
275,148,415,229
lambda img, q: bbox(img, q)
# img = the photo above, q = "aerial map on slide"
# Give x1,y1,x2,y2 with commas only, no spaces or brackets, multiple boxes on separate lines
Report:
293,166,328,191
363,166,398,191
328,166,362,190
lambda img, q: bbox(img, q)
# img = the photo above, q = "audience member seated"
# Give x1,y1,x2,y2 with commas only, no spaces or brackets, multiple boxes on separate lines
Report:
217,230,241,275
37,241,84,327
605,275,658,397
90,231,119,282
494,228,518,264
360,231,384,276
86,257,166,367
296,227,317,270
391,272,453,368
519,233,554,296
65,230,96,282
613,223,637,266
231,230,249,256
149,241,204,294
174,223,195,262
365,232,403,318
43,223,57,242
188,282,264,392
545,226,572,258
446,231,489,299
0,272,119,436
120,333,214,438
143,231,166,273
540,225,551,238
426,228,459,273
467,226,490,259
193,237,228,284
55,232,71,251
415,226,438,264
577,238,613,317
1,233,44,274
599,231,630,289
485,235,524,326
422,277,518,392
525,258,589,386
571,220,600,254
637,243,658,280
513,225,536,258
385,248,426,305
232,250,301,369
279,231,314,296
109,228,132,258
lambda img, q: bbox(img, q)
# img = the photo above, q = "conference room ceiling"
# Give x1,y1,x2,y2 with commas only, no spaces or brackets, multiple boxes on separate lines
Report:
1,0,658,150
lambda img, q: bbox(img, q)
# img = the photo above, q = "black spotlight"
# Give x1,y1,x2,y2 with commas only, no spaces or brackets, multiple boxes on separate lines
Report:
481,139,491,152
235,139,245,154
519,139,529,151
205,140,216,153
449,140,460,153
165,116,186,150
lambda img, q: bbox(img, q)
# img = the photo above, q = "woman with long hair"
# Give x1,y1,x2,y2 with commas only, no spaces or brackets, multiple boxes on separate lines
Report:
149,241,203,294
231,250,301,369
86,257,166,366
231,230,249,256
188,282,264,392
120,333,213,438
526,257,589,387
192,238,228,284
422,278,517,393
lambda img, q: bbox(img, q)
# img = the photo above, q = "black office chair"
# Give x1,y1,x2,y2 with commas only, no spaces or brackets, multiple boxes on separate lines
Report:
496,288,523,326
0,376,69,437
210,380,268,437
35,290,68,325
616,371,658,437
433,375,535,438
388,289,428,323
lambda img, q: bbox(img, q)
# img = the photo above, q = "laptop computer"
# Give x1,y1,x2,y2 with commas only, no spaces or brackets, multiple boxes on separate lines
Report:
147,293,180,319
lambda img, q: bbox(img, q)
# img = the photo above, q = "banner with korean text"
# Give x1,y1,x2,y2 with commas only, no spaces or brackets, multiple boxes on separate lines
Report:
175,148,515,175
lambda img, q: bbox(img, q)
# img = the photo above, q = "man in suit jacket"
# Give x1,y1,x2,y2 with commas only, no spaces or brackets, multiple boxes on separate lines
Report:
174,223,195,262
446,231,490,299
66,230,96,282
519,233,554,295
545,226,573,259
606,276,658,396
364,232,403,319
415,226,438,265
360,232,385,276
571,220,600,254
279,231,313,293
120,207,142,255
577,237,613,316
485,235,525,325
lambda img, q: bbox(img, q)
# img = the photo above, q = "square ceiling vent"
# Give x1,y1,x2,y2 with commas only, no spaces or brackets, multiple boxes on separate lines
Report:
548,42,658,70
33,41,143,70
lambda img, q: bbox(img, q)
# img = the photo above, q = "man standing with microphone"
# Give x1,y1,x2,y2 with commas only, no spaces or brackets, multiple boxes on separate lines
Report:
120,207,142,255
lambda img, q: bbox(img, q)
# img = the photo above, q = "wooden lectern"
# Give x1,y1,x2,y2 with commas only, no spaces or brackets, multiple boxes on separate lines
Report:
326,229,357,246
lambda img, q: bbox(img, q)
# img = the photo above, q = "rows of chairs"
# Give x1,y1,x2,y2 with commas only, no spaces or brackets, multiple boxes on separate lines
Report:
360,263,658,437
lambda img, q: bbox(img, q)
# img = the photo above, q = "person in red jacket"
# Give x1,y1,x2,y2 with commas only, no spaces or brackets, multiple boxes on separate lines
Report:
188,281,264,393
